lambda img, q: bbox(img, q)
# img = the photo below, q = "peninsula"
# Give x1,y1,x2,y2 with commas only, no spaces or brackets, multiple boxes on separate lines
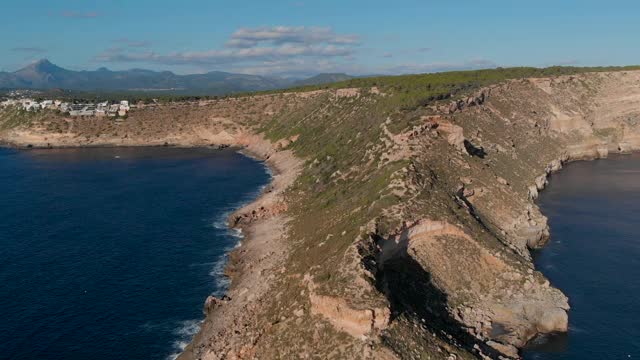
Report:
2,67,640,359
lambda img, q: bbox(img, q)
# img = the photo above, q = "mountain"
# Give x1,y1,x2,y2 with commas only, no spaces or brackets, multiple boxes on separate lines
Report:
0,59,355,95
292,73,354,87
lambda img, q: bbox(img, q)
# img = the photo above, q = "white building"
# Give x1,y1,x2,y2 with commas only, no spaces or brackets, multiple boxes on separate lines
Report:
69,104,87,116
79,107,96,116
0,99,18,108
119,100,130,111
22,99,41,112
107,104,119,117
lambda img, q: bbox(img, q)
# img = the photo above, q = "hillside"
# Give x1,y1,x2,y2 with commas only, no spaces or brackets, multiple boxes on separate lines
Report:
0,59,355,95
2,67,640,359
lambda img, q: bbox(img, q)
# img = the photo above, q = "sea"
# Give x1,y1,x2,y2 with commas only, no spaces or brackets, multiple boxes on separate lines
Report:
524,153,640,359
0,147,270,360
3,147,639,359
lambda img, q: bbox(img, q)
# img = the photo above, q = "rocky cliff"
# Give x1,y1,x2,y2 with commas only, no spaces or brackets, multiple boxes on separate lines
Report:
3,69,640,359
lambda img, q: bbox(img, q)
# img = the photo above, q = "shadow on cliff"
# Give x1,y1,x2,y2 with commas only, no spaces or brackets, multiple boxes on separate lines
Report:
464,140,486,158
369,237,506,358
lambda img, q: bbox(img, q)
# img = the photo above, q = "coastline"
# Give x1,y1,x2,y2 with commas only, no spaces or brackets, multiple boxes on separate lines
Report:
522,152,640,358
177,134,303,360
520,149,640,348
0,93,314,358
5,70,640,358
0,131,301,360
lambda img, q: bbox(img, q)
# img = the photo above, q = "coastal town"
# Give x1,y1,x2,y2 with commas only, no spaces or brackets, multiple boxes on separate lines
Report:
0,91,133,118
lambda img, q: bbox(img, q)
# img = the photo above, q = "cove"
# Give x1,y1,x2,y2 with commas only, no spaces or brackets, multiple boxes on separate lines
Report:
0,147,270,359
523,153,640,359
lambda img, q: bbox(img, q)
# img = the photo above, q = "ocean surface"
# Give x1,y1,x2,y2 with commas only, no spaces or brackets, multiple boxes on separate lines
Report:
0,147,270,360
524,153,640,359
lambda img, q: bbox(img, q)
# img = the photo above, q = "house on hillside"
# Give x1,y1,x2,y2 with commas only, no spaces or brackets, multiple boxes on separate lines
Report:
68,104,83,116
23,100,41,112
0,99,18,108
69,104,96,116
119,100,130,111
79,104,96,116
107,104,119,117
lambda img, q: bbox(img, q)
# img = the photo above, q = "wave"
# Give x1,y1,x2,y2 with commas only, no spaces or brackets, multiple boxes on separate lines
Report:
166,319,202,360
166,158,272,359
209,251,232,294
207,167,270,294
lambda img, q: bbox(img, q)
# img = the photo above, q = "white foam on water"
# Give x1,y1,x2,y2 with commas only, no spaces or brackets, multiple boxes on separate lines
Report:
208,227,247,293
569,325,588,333
167,157,271,359
231,227,243,239
205,168,269,295
166,319,203,360
211,209,231,230
209,252,232,293
174,319,201,336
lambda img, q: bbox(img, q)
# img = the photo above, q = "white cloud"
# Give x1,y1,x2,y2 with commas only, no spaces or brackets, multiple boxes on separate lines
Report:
92,26,498,77
93,26,360,76
225,26,360,48
95,44,355,66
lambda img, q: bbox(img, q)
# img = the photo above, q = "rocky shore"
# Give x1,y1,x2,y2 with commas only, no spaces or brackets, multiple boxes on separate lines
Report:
3,70,640,359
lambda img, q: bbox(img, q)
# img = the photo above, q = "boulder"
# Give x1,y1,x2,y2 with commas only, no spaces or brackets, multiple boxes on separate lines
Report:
204,295,231,314
535,175,548,191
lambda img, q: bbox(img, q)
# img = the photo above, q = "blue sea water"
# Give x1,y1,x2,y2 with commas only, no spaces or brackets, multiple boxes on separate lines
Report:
524,153,640,359
0,147,270,360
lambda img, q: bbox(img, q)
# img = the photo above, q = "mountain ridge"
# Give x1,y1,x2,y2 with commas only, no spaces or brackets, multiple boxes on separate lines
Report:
0,59,355,94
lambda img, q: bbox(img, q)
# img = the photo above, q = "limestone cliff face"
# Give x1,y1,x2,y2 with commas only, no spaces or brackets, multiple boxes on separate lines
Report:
3,71,640,359
384,71,640,356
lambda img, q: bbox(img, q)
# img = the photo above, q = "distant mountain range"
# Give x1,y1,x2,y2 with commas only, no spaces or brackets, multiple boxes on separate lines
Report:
0,59,355,95
291,73,355,87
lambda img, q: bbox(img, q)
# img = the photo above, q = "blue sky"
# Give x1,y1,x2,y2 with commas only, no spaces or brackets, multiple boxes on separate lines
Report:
1,0,639,76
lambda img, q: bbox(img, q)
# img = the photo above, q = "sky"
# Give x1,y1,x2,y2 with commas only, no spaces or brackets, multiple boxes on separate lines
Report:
1,0,639,77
